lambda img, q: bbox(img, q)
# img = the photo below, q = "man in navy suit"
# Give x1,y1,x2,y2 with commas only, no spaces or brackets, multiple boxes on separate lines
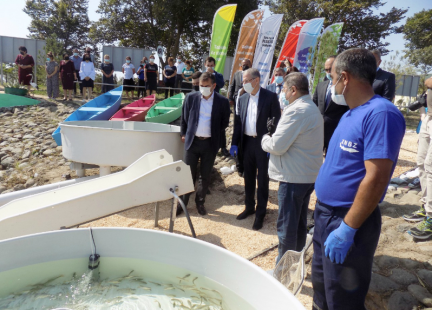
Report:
266,67,286,110
313,56,349,153
230,68,281,230
179,72,231,216
371,50,396,101
204,56,225,93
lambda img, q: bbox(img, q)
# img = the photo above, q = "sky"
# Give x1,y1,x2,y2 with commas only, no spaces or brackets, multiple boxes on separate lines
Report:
0,0,431,64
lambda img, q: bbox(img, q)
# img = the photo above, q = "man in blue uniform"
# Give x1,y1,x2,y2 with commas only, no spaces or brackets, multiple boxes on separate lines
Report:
311,49,405,310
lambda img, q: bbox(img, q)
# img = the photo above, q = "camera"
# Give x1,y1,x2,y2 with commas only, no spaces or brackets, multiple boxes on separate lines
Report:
408,93,427,111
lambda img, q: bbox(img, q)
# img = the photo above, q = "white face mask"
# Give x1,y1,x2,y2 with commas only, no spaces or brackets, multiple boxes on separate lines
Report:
280,92,289,106
150,58,155,63
244,78,256,94
331,76,348,106
200,86,212,97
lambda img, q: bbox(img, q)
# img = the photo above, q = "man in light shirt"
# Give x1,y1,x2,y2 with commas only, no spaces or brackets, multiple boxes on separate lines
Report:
179,72,231,216
230,68,281,230
175,56,185,93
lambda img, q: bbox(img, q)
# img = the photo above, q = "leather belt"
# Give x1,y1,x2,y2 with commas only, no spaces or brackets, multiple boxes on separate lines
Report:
245,134,257,138
196,136,210,140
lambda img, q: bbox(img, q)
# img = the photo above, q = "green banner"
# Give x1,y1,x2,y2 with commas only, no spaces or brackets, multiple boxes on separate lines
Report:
311,23,343,91
209,4,237,73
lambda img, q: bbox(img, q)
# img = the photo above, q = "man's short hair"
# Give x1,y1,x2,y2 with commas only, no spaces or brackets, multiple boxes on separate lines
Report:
335,48,377,85
206,56,216,64
192,71,202,80
245,68,260,80
18,46,27,52
371,49,381,60
200,72,215,84
283,73,309,95
274,67,285,74
327,55,337,61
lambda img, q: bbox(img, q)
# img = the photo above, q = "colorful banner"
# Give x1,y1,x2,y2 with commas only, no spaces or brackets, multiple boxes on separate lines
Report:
293,18,325,77
270,20,308,83
252,14,284,86
311,23,344,90
228,9,264,90
209,4,237,73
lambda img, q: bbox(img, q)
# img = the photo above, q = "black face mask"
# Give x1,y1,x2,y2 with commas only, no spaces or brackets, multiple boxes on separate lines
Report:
64,56,69,60
242,65,250,71
193,85,200,91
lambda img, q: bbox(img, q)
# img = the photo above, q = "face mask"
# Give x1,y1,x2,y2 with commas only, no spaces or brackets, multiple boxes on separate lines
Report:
193,85,200,91
283,67,287,73
331,76,348,106
20,51,25,55
376,66,380,72
242,65,249,71
280,92,290,106
206,66,214,72
73,53,78,56
200,86,212,97
326,73,331,80
275,76,284,85
177,59,181,63
243,79,255,94
104,59,109,62
150,59,155,63
46,57,51,61
64,57,69,61
126,60,131,63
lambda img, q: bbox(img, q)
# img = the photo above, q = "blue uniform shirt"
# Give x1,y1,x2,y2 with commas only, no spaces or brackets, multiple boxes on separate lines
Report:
315,95,405,208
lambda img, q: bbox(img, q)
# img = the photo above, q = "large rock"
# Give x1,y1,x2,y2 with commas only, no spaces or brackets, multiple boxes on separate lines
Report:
21,150,31,159
377,256,400,269
389,269,418,286
43,149,56,156
369,273,400,293
418,269,432,288
0,186,6,194
408,284,432,307
24,178,35,188
387,291,418,310
400,258,422,270
1,157,15,168
22,134,36,139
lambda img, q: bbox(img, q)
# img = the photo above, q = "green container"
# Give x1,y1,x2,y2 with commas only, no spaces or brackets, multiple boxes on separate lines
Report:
145,93,185,124
4,87,28,96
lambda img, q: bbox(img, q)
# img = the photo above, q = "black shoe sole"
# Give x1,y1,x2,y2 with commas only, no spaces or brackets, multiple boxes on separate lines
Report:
236,211,255,220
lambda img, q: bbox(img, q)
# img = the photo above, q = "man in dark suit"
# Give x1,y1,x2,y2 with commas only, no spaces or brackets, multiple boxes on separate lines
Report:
229,58,252,105
313,56,349,153
266,67,286,110
179,72,231,216
371,50,396,101
230,68,281,230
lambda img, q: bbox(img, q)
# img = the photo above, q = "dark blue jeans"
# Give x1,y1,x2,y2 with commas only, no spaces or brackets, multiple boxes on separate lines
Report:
312,201,381,310
276,182,315,264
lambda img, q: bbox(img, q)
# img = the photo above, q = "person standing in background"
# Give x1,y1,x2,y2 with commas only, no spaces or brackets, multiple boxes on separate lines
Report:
191,71,202,92
175,56,186,93
45,52,59,100
144,55,158,96
371,50,396,101
85,47,94,63
181,60,195,94
163,57,177,98
14,46,34,95
71,48,82,96
229,58,252,106
204,57,224,93
79,54,95,102
101,55,115,94
122,56,136,100
266,67,286,110
136,64,146,98
59,54,76,101
313,56,349,154
230,68,281,230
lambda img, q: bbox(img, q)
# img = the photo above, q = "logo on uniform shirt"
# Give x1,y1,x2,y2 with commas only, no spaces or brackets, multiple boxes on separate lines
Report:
339,139,359,153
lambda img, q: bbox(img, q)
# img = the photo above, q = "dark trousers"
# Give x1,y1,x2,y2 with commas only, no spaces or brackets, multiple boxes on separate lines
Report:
74,70,82,94
243,135,269,218
276,182,315,264
312,201,381,310
181,138,217,207
175,75,183,93
137,79,146,97
165,79,175,98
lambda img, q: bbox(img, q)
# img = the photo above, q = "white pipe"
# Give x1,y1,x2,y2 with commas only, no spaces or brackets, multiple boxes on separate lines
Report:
76,169,85,177
0,175,98,207
99,166,111,176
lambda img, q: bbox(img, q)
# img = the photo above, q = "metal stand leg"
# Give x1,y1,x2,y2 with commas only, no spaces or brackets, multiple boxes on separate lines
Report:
169,187,196,238
99,166,111,176
76,169,85,177
154,201,160,227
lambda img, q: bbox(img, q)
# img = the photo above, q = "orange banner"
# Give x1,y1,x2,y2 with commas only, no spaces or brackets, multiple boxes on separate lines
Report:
228,10,264,90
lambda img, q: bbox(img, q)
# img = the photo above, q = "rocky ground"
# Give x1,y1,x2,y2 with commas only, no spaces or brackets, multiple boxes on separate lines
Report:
0,95,432,310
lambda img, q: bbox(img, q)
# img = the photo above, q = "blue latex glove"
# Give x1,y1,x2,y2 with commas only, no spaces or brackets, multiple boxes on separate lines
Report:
230,145,238,157
267,152,270,158
324,221,358,264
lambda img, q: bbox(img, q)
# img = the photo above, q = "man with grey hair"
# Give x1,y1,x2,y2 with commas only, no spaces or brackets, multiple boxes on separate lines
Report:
262,72,323,263
71,48,82,96
266,67,287,110
230,68,281,230
371,49,396,101
311,48,405,310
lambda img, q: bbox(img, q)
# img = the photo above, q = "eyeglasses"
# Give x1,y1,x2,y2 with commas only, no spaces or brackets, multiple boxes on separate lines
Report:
324,68,331,73
243,77,256,84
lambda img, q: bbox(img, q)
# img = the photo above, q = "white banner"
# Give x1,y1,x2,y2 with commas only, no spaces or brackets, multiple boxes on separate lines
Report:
252,14,283,86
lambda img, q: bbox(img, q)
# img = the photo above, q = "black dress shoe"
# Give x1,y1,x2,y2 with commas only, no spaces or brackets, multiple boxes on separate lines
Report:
252,216,264,231
196,204,207,216
221,148,230,157
236,209,255,220
176,204,184,216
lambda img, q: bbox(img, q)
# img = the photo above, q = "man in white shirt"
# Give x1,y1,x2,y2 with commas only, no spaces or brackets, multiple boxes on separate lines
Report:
230,68,281,230
179,72,231,216
175,56,186,93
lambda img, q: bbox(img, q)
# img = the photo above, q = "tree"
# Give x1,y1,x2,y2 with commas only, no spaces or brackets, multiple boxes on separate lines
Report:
403,9,432,75
266,0,407,55
24,0,91,53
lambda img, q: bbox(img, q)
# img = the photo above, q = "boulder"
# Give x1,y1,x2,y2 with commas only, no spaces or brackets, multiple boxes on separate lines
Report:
408,284,432,307
369,273,400,293
389,269,418,286
387,291,418,310
418,269,432,288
